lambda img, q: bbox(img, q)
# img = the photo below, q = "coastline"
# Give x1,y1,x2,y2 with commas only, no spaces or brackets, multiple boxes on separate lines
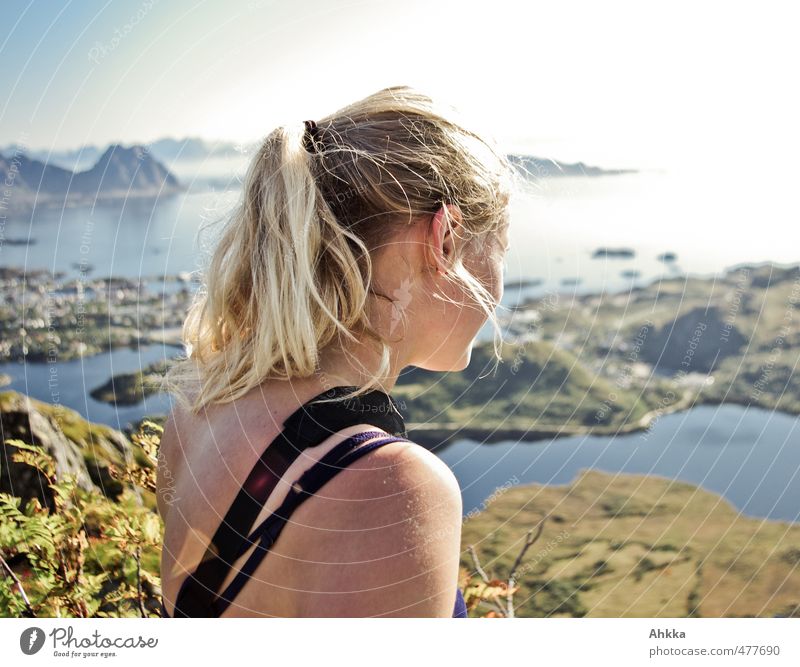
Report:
407,386,701,447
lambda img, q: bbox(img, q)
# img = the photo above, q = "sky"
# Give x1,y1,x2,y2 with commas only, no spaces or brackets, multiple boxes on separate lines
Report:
1,0,799,173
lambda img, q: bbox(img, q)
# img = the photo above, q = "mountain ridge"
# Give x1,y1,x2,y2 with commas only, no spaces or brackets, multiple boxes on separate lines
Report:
0,143,183,212
2,137,636,178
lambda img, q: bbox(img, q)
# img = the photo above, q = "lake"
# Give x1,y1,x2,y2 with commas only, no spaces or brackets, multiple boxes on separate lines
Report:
0,344,175,432
436,403,800,524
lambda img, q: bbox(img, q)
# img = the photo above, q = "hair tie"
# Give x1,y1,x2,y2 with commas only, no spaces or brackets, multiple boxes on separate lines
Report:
302,119,320,153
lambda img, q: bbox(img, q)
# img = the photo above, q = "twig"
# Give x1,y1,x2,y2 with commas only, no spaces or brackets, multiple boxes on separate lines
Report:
0,552,36,617
75,530,89,617
506,514,549,618
135,546,146,617
508,514,548,583
467,545,509,617
468,545,491,583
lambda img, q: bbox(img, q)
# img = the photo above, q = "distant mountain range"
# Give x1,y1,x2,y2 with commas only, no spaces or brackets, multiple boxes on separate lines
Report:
2,136,637,178
0,137,637,213
507,154,636,177
0,137,254,173
0,144,183,211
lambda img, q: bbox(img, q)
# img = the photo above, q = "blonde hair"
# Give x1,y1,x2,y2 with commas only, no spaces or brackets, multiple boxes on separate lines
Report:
161,85,516,414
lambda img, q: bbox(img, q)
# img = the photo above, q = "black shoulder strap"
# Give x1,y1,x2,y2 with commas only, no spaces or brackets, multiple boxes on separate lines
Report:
168,385,407,617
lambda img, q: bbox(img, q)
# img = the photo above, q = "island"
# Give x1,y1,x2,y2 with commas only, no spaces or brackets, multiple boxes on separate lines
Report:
592,247,636,259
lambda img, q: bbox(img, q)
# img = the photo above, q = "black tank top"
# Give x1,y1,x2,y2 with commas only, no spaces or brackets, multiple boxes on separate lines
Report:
160,384,468,618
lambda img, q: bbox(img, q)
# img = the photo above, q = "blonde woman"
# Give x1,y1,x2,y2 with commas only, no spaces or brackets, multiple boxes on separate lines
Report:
157,85,515,617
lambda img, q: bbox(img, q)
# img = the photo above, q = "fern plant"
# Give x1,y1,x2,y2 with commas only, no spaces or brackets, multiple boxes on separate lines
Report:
0,421,165,618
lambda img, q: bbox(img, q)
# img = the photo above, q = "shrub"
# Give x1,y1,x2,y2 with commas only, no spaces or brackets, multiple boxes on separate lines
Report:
0,421,164,618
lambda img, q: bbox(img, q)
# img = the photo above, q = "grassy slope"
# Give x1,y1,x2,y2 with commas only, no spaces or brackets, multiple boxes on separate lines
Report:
460,468,800,617
393,339,661,436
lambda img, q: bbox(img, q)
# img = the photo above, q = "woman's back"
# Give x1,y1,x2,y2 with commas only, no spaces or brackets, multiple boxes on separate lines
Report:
157,381,465,617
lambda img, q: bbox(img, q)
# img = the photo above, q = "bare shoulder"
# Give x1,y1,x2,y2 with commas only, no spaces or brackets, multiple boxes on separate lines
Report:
280,434,463,617
305,434,463,538
335,435,462,505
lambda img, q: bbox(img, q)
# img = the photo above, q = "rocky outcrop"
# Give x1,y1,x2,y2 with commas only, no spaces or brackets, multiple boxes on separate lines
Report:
0,390,134,508
639,306,748,373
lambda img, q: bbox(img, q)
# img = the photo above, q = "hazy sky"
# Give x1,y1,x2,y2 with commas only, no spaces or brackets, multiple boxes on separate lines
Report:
2,0,798,172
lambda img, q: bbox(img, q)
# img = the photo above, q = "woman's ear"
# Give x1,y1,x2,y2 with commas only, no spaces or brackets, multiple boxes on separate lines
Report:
428,203,463,275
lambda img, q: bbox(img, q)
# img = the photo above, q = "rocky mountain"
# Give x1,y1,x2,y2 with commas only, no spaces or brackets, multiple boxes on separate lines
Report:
0,390,140,508
0,151,74,193
0,144,183,211
1,137,252,172
508,154,637,178
71,144,181,193
0,143,104,172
